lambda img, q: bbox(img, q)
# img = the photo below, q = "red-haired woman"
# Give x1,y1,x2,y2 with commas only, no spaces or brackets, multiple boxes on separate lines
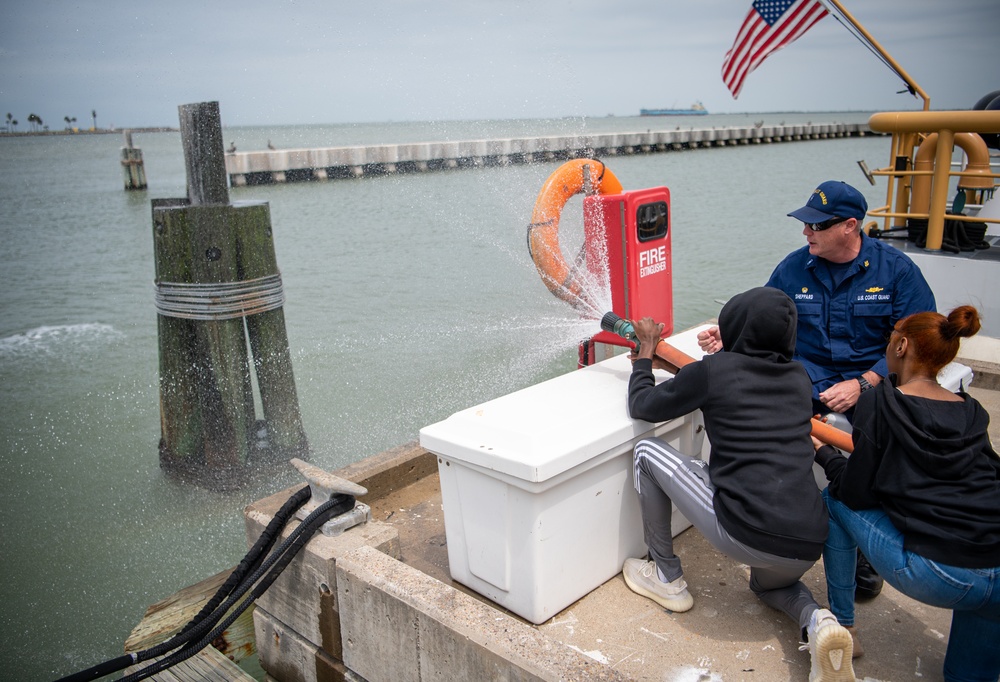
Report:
814,306,1000,681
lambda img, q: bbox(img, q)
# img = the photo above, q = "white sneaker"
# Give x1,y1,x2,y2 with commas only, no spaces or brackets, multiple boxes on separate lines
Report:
802,608,856,681
622,558,694,613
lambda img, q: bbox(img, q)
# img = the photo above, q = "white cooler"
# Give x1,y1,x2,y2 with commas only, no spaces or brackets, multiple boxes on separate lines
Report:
419,326,711,624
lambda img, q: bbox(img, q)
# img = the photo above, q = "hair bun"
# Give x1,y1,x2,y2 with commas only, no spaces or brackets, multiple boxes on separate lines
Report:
943,305,981,340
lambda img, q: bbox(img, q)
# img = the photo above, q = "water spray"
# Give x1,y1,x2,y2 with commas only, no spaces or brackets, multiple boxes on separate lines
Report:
600,311,855,453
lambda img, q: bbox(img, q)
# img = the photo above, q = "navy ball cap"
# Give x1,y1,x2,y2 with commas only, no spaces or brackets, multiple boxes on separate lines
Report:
787,180,868,223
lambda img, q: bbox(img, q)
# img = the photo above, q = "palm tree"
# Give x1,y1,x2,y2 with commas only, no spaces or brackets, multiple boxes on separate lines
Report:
64,115,72,130
10,119,17,132
91,109,97,131
5,112,11,133
27,113,40,132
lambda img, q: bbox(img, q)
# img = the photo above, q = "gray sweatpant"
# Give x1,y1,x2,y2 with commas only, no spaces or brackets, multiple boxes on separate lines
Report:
633,437,822,632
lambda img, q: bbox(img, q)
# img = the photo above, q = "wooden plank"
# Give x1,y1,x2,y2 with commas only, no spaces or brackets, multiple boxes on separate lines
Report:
124,646,256,681
125,567,255,664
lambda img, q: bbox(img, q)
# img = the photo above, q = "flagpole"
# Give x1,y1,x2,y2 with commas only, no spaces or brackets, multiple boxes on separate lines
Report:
820,0,929,110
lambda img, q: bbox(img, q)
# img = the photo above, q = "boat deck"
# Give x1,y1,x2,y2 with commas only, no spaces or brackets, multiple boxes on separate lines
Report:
891,233,1000,263
368,360,1000,681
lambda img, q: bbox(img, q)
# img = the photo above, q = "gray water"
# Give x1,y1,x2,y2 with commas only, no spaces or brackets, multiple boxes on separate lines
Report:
0,112,886,680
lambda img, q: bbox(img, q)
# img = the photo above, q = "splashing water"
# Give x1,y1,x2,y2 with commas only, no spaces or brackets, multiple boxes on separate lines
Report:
528,178,615,324
0,323,124,358
460,166,617,326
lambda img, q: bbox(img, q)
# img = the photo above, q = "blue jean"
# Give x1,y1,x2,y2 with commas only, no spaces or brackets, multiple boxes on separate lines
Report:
822,488,1000,682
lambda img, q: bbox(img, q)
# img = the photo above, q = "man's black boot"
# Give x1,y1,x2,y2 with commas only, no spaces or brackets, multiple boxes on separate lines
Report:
856,550,883,600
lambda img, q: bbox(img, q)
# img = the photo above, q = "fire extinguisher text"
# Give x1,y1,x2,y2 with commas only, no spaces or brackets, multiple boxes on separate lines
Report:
638,246,667,278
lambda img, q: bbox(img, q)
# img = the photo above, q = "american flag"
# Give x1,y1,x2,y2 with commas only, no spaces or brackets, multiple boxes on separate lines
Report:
722,0,829,98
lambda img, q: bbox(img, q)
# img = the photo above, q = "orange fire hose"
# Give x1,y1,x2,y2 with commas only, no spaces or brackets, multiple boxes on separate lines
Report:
650,338,855,453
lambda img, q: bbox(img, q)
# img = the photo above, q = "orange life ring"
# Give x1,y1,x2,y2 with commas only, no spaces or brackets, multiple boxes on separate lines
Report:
527,159,623,311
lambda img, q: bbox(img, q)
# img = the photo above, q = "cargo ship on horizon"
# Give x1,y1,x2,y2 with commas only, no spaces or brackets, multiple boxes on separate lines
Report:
639,101,708,116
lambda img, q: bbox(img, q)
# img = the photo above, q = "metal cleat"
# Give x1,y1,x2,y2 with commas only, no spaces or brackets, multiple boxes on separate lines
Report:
290,458,371,536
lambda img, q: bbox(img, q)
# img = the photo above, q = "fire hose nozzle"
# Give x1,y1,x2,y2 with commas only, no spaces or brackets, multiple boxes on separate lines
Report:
600,311,640,353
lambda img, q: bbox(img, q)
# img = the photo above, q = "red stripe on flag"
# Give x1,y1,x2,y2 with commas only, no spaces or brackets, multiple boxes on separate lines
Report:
721,9,762,85
722,16,766,92
722,0,828,98
745,3,827,74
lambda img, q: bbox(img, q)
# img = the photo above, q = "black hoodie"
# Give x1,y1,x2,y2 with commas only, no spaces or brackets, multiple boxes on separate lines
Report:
628,287,828,560
817,377,1000,568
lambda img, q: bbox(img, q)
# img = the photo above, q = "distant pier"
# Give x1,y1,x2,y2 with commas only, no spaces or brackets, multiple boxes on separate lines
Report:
225,122,874,185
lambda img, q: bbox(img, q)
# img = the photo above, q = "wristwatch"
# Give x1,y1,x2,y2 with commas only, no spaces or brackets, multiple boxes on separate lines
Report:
857,376,873,393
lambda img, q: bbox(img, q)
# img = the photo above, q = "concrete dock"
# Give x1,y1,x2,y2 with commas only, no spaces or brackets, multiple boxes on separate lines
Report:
224,122,873,186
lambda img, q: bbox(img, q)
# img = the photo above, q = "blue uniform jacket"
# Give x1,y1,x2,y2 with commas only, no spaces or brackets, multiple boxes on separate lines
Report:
765,233,935,398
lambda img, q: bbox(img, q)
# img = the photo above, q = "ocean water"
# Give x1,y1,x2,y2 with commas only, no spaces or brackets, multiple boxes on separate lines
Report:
0,112,887,680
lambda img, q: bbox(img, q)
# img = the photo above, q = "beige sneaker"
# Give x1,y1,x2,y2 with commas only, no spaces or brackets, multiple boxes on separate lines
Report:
622,558,694,613
803,608,856,681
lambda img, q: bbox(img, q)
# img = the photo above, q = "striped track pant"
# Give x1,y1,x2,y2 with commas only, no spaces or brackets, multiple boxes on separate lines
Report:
633,437,822,630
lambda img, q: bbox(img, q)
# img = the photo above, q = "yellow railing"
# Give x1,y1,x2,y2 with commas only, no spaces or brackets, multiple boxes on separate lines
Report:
866,110,1000,250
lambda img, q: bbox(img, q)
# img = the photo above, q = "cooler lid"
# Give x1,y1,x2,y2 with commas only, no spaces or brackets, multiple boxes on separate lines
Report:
419,325,709,483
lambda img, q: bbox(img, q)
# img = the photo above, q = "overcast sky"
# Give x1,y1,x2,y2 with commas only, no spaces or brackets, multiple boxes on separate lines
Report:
1,0,996,129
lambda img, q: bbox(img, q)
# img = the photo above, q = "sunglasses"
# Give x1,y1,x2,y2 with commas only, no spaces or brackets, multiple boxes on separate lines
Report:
806,216,846,231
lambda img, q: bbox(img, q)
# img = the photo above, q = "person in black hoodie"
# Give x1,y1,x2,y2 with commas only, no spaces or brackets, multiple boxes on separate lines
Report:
624,287,855,682
814,305,1000,681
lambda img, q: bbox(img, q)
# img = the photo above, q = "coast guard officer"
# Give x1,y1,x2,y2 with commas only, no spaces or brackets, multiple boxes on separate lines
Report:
700,180,936,419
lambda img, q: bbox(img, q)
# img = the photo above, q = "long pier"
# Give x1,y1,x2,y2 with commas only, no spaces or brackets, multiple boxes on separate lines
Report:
225,122,874,185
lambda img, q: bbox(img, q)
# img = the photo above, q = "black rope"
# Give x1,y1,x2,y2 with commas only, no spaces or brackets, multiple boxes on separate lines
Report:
53,655,138,682
52,485,346,682
120,494,354,682
162,485,312,648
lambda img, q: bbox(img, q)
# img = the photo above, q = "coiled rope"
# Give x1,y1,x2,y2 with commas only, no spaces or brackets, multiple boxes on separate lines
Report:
154,273,285,320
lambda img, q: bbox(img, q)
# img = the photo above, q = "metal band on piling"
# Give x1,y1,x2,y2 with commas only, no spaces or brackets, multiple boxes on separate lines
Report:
154,273,285,320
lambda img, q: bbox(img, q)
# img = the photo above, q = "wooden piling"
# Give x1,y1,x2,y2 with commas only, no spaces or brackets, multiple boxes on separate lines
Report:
235,202,308,455
121,130,147,190
154,101,308,489
179,102,230,206
154,202,256,481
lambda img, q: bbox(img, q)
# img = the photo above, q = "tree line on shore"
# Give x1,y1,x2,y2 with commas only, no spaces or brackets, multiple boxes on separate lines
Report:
3,109,98,133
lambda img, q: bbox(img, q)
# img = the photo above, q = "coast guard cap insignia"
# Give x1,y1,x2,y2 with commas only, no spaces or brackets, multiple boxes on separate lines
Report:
801,287,808,293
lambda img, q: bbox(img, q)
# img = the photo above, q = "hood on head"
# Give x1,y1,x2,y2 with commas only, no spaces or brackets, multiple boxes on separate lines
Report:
719,287,797,362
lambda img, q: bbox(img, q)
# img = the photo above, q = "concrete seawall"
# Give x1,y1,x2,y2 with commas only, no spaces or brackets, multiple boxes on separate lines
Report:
225,122,875,185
